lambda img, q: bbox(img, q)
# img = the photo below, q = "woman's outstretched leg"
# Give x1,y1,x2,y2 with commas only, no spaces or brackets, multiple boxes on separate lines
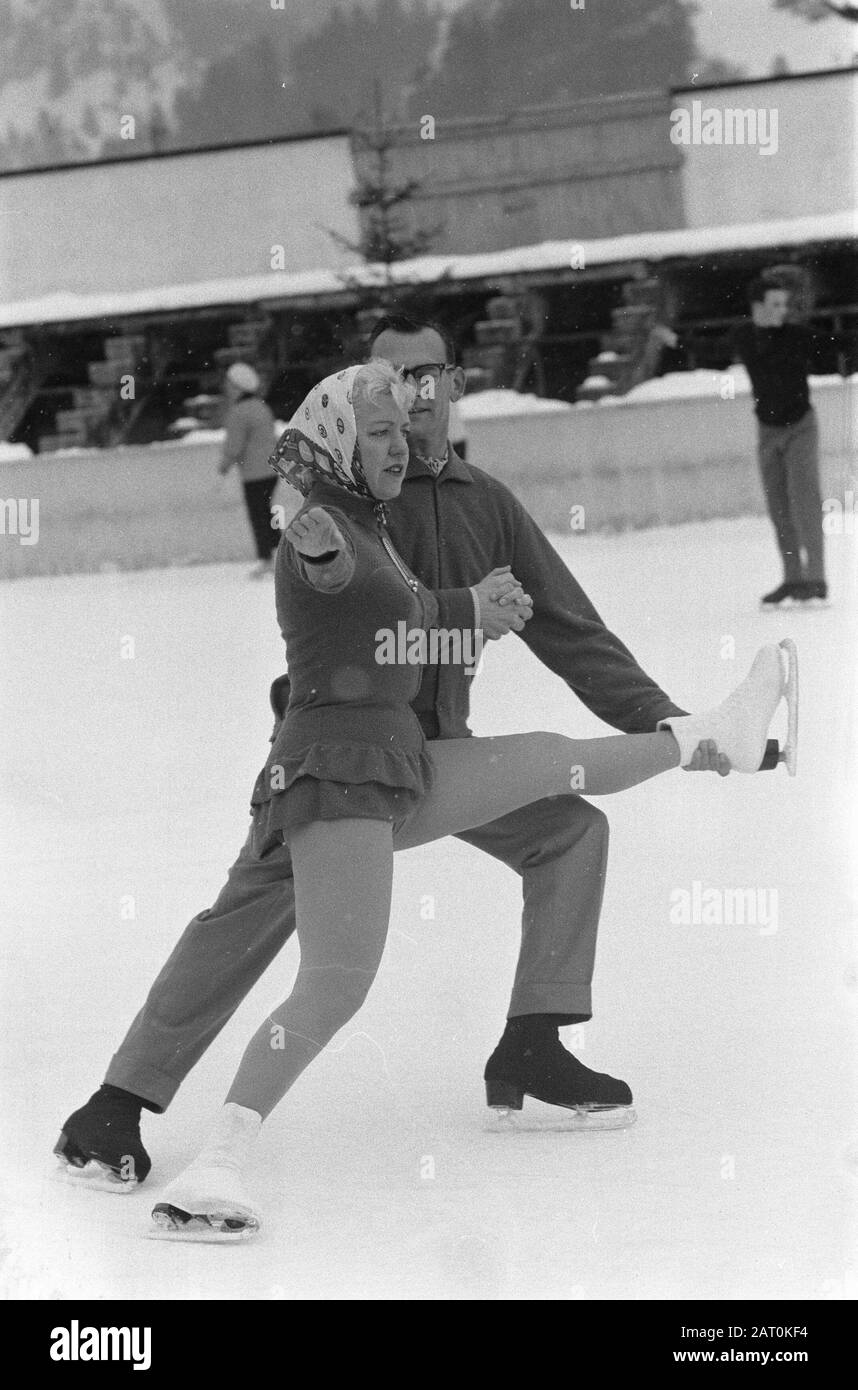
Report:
396,730,678,850
226,818,394,1118
397,642,788,850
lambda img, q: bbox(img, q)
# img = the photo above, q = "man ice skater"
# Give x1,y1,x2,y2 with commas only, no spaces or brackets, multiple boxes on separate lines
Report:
56,315,729,1190
731,275,829,609
656,273,834,609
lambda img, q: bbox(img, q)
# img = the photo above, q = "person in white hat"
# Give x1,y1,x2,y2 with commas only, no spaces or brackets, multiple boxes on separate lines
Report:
219,363,279,578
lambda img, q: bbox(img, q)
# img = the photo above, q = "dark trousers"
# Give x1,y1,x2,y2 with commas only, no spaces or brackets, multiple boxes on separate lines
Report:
242,478,279,560
757,408,825,583
105,795,609,1112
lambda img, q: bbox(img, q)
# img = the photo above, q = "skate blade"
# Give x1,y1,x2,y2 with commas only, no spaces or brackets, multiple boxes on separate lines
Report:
147,1203,259,1244
486,1103,637,1133
760,598,830,612
54,1155,140,1194
778,638,798,776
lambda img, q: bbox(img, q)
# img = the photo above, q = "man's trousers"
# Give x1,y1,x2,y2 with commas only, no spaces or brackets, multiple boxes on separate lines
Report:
106,795,609,1112
757,408,825,583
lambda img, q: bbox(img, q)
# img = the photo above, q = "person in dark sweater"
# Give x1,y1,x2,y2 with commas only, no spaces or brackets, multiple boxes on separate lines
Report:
730,276,829,608
55,327,775,1218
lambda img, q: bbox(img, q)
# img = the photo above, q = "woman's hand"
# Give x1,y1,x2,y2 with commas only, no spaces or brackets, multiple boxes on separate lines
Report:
286,506,345,558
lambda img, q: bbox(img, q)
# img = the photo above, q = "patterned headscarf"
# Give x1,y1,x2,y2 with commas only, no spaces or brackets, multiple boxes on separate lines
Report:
268,365,371,500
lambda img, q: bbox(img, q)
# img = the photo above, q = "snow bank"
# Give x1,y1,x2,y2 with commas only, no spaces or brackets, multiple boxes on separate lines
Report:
175,421,287,447
458,390,571,419
175,427,226,445
601,366,857,406
609,367,752,404
0,441,33,461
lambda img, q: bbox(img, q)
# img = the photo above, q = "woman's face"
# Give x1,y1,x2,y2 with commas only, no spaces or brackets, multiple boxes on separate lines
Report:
353,390,411,500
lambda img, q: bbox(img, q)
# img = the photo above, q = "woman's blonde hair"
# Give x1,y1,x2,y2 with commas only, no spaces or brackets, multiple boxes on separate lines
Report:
354,356,416,414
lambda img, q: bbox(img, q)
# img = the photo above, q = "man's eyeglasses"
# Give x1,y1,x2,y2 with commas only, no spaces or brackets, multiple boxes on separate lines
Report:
398,363,453,385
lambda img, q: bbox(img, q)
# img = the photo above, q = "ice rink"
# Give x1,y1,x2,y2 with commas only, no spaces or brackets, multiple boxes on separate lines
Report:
1,514,856,1301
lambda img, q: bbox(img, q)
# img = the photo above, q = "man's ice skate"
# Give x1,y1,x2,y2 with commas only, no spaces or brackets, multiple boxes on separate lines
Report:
484,1026,636,1133
761,581,829,612
53,1086,150,1192
760,581,800,610
148,1103,262,1243
658,640,798,776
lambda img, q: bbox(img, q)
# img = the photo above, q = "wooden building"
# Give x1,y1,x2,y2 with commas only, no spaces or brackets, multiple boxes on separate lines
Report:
1,70,855,453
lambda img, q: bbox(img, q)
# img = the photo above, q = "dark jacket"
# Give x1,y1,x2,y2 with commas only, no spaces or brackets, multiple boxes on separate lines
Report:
270,447,684,738
730,322,838,428
254,481,449,815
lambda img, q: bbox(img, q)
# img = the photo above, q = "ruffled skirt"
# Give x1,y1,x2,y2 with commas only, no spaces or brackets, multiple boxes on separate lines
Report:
249,706,433,856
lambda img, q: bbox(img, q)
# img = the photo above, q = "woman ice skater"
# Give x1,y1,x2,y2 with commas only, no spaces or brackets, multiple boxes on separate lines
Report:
151,359,794,1241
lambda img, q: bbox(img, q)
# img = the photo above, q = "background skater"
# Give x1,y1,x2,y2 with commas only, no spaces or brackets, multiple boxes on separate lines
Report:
731,273,830,609
219,362,279,579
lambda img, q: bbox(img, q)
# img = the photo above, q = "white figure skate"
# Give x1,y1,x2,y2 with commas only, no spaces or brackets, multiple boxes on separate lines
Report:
148,1104,262,1243
659,640,798,776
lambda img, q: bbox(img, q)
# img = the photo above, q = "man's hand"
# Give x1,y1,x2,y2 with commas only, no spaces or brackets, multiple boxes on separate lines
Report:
684,739,731,776
474,566,534,639
285,506,345,558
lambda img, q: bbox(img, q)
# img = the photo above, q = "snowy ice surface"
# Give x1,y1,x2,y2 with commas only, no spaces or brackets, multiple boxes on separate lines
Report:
1,515,856,1301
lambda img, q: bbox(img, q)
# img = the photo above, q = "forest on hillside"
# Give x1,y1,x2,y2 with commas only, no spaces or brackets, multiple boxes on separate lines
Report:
0,0,705,168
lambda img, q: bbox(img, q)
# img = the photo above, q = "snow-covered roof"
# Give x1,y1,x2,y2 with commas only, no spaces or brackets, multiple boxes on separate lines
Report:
1,210,854,332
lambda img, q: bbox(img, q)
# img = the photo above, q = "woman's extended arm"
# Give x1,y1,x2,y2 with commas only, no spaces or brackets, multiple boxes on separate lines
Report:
283,506,356,592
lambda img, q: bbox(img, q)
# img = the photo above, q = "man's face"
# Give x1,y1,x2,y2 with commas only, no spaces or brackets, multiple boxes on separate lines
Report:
752,289,790,328
371,328,465,447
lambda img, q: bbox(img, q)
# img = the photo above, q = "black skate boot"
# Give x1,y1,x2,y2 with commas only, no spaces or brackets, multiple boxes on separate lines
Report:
760,581,800,609
54,1085,151,1192
484,1017,635,1131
